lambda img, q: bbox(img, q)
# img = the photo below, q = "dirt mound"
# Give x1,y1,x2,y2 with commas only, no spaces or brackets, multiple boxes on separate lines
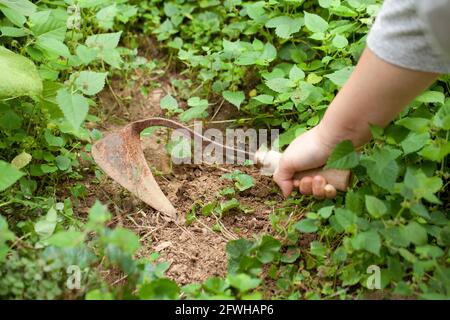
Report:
79,77,283,285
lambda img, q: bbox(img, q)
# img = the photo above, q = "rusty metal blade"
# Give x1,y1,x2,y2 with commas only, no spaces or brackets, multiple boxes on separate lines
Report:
92,122,177,219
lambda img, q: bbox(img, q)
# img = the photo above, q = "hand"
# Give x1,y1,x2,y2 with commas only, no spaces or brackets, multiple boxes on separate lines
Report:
273,125,337,199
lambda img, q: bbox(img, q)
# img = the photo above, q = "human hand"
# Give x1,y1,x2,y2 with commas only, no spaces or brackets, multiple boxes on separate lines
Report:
273,126,337,199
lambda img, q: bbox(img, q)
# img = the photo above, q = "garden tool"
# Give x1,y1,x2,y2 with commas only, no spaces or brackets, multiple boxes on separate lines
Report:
91,117,351,220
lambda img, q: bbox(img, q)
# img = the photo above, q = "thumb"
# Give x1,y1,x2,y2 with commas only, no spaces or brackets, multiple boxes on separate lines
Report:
273,167,295,198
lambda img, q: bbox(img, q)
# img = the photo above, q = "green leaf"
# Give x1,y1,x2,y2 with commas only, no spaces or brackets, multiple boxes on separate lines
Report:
34,207,57,239
41,164,57,173
0,0,36,26
160,94,181,112
187,97,208,108
48,231,84,248
0,160,24,191
365,195,387,218
222,170,254,191
332,34,348,48
0,215,14,261
325,140,359,169
202,277,228,294
86,32,122,51
105,227,140,254
178,96,209,122
265,78,295,93
29,10,66,41
88,200,111,225
76,45,98,65
306,73,323,85
139,279,179,300
419,140,450,162
36,36,70,57
396,117,430,133
351,230,381,256
85,32,123,67
304,12,329,33
401,132,429,154
289,65,305,82
244,1,266,21
234,173,254,191
0,26,27,37
398,248,417,263
333,208,357,232
325,66,354,87
433,101,450,130
253,94,274,104
318,206,334,219
360,147,402,191
319,0,333,8
201,202,217,216
265,16,304,39
75,71,107,96
0,6,25,27
223,90,245,109
281,247,301,263
0,110,22,130
310,241,327,257
56,88,89,129
220,198,240,213
179,106,208,122
0,0,36,16
226,238,254,260
44,130,65,147
330,5,357,17
294,219,318,233
0,46,43,98
55,155,71,170
402,222,428,246
403,168,443,204
256,42,277,65
141,126,162,137
415,91,445,105
227,273,261,292
257,235,281,263
332,246,347,263
85,289,114,300
382,227,409,247
96,4,118,30
415,245,444,259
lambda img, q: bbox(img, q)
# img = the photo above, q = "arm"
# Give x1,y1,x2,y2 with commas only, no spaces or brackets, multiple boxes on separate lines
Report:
273,47,440,198
318,47,439,148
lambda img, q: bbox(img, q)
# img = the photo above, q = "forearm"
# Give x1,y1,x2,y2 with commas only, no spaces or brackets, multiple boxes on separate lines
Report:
317,47,439,148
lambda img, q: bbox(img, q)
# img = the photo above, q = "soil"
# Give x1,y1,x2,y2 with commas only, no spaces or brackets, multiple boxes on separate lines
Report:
76,65,284,286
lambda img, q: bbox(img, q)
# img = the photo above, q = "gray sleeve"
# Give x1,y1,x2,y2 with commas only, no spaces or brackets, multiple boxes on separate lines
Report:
367,0,450,74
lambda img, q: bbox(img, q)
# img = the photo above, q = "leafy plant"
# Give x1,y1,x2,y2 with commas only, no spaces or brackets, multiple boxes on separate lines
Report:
1,0,448,300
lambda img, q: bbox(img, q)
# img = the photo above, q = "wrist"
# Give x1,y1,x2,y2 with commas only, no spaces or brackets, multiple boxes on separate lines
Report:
314,122,341,151
316,117,370,149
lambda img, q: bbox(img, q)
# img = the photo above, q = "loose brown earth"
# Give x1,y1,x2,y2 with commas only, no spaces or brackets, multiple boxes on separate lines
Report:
75,64,285,286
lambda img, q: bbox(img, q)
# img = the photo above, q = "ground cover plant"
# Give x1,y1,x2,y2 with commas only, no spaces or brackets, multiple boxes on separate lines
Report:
0,0,449,300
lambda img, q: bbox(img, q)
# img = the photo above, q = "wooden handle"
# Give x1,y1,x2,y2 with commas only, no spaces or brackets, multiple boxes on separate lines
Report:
254,149,351,191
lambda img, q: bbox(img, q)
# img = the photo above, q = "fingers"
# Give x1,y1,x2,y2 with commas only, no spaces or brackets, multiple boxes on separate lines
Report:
312,176,326,199
324,184,337,198
296,176,337,199
273,170,294,198
299,176,313,195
